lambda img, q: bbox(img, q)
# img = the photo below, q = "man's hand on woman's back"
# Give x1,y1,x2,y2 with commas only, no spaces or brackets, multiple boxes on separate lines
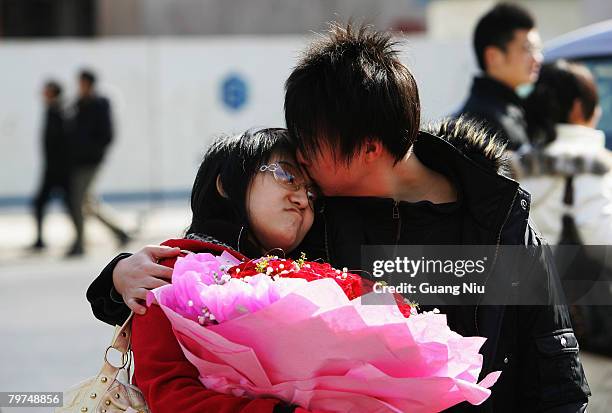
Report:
112,245,181,314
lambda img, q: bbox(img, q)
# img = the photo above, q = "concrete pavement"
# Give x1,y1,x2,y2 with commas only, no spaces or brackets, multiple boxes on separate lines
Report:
0,202,190,412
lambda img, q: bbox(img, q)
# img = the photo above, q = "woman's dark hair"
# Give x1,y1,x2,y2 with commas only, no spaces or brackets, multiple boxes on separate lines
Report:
79,69,97,86
186,128,295,235
284,22,420,164
525,60,599,146
45,80,62,98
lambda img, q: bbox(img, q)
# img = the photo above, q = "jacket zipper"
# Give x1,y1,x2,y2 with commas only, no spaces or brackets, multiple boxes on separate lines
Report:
322,203,331,263
474,190,518,337
393,201,401,244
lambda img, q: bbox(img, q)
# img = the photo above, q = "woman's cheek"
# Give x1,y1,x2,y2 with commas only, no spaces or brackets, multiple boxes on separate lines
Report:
303,211,314,232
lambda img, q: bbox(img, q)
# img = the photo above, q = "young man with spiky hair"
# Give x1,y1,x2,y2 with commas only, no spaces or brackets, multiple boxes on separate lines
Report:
284,24,589,412
459,2,543,150
88,23,589,413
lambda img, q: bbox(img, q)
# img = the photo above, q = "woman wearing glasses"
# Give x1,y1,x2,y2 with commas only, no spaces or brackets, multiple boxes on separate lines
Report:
91,128,319,413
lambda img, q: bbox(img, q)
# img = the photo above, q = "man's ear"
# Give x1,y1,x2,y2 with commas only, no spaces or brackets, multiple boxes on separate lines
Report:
483,46,503,73
363,138,383,162
216,175,228,198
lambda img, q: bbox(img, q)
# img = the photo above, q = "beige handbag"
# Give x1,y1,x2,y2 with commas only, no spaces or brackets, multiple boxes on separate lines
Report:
56,313,150,413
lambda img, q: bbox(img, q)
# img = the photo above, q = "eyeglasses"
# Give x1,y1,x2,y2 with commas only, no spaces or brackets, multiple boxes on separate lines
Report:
259,162,319,205
521,42,542,55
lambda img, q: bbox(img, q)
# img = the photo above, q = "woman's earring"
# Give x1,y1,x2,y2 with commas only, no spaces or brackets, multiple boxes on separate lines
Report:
237,225,245,251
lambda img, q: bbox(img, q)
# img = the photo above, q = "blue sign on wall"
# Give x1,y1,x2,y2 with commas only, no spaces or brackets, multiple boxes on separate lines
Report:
221,73,249,111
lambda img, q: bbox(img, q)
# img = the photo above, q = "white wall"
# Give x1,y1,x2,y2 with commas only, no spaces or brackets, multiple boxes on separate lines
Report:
0,35,475,205
97,0,427,36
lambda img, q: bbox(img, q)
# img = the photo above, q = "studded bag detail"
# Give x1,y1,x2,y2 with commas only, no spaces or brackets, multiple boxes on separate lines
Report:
55,313,150,413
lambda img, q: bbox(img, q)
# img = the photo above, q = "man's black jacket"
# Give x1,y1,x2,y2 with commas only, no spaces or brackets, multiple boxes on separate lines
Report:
87,119,589,413
458,76,530,151
318,119,590,412
70,95,113,165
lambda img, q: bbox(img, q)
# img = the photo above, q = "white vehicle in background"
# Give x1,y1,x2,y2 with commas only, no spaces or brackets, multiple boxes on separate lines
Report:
545,19,612,149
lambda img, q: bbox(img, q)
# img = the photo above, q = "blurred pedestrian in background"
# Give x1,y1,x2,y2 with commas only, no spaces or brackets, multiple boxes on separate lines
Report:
519,61,611,245
31,80,75,250
458,2,542,151
66,69,130,256
517,60,612,356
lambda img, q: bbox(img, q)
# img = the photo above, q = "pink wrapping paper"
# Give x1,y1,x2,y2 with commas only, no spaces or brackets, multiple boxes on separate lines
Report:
151,278,501,413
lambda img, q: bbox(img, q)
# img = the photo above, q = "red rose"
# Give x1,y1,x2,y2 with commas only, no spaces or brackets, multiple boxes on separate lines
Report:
228,257,412,317
228,261,259,278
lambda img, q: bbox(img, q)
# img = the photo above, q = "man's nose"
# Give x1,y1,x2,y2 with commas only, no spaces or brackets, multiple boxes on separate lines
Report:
531,47,543,66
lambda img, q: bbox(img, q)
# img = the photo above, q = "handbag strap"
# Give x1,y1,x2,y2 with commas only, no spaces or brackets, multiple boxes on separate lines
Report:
68,313,145,413
110,312,134,354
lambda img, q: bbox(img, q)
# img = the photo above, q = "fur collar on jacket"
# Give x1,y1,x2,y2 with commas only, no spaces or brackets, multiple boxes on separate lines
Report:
422,116,510,176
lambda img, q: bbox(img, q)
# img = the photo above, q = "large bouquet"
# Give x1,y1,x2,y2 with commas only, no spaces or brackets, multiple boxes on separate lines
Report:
148,252,500,413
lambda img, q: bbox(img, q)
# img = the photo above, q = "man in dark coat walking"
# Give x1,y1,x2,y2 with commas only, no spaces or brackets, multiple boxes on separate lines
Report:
31,80,75,249
67,69,130,256
458,3,543,150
